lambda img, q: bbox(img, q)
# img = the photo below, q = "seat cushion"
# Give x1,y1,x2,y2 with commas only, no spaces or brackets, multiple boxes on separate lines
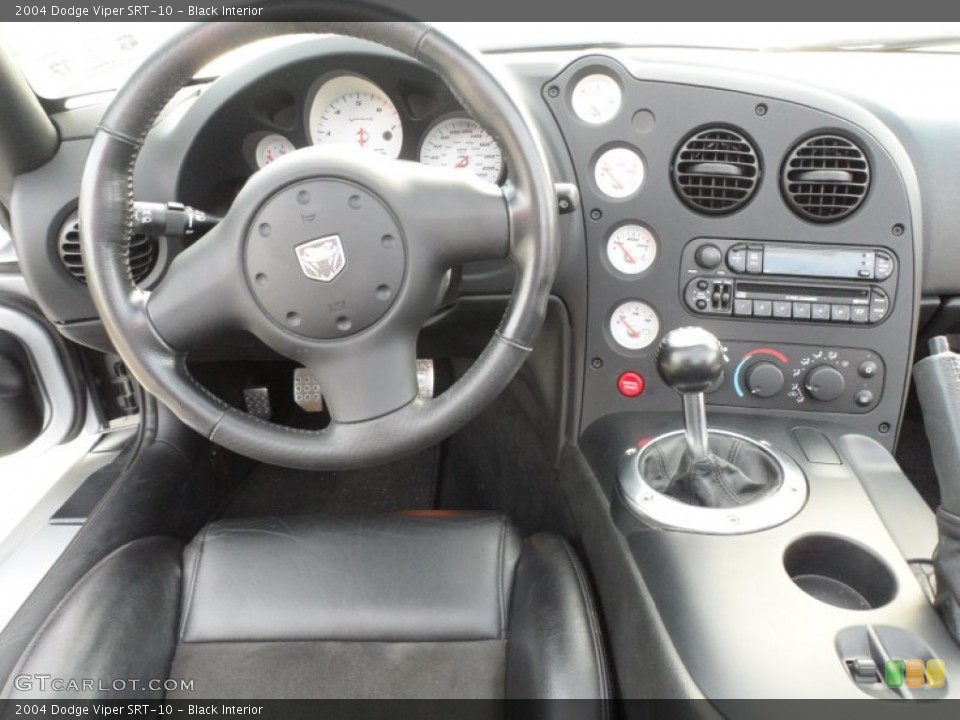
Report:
178,511,522,643
4,511,609,703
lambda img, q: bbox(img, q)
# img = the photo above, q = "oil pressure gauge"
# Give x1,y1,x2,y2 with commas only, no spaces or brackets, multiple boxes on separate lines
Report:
606,225,658,275
609,300,660,351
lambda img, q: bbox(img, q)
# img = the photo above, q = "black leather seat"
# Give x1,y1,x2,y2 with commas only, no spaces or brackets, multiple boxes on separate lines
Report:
2,512,609,702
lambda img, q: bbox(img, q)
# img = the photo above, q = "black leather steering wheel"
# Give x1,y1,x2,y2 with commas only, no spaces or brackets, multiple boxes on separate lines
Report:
79,22,559,470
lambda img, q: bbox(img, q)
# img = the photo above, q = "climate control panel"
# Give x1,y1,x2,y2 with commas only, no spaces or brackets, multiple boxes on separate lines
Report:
706,342,885,414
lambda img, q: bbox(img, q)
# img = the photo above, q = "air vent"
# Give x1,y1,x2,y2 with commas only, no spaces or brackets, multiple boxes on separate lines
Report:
782,134,870,222
672,127,761,215
57,211,158,285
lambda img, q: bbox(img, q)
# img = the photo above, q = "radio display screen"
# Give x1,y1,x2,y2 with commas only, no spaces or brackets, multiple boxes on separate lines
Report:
763,247,874,279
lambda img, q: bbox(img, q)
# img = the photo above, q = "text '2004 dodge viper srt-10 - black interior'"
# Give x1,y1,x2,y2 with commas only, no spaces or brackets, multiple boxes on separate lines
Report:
3,18,960,707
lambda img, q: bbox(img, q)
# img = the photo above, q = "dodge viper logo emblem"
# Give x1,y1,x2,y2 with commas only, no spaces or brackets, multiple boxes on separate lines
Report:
295,235,346,283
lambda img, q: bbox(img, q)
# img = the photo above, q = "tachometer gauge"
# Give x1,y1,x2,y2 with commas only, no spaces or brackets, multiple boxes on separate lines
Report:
419,116,504,184
609,300,660,350
571,73,622,125
254,134,296,168
307,75,403,158
606,225,658,275
594,147,645,199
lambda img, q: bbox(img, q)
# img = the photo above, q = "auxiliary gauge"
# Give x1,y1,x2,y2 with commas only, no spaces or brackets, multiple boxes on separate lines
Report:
571,73,622,125
606,225,658,275
594,147,645,199
609,300,660,350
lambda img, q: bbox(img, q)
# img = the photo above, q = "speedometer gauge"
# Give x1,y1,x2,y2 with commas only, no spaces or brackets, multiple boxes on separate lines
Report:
606,225,658,275
609,300,660,351
419,117,504,184
572,73,622,125
307,75,403,159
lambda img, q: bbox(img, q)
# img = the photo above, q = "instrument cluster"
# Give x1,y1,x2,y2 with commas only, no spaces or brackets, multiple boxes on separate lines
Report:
242,72,504,185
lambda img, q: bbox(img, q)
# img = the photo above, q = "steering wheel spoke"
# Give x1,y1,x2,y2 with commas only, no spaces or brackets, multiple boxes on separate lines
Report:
299,334,420,424
146,222,246,350
393,163,511,268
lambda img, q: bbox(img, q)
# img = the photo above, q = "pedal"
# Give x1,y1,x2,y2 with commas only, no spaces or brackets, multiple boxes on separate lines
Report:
417,359,435,398
243,386,273,420
294,368,324,413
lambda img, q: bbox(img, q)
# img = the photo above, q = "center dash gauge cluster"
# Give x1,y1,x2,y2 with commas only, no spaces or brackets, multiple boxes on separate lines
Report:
541,53,917,445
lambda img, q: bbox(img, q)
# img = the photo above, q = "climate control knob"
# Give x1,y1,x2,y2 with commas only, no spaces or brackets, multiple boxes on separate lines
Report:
745,362,785,398
804,365,846,402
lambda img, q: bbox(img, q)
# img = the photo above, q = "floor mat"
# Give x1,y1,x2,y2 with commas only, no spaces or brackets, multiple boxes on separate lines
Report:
219,446,441,519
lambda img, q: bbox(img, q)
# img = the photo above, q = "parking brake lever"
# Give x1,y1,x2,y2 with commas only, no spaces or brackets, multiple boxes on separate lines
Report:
914,334,960,641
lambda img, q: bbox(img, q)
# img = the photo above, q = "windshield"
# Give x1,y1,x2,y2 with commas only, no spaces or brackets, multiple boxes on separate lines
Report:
2,21,959,99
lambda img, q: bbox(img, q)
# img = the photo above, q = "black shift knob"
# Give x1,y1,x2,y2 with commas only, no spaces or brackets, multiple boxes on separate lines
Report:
656,327,724,394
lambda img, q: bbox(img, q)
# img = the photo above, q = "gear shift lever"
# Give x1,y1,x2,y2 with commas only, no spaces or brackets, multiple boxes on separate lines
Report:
656,327,724,461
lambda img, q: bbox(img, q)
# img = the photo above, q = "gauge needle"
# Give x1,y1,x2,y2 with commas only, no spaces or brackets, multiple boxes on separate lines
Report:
356,128,369,147
618,314,641,338
603,166,624,190
454,155,471,168
615,241,636,264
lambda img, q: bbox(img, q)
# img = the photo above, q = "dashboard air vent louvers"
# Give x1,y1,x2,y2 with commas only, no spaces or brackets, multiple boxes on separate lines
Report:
57,211,158,285
782,134,870,222
672,127,761,215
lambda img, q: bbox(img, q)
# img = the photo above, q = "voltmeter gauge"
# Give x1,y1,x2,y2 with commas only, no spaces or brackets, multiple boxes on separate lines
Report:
255,134,296,168
594,147,645,199
609,300,660,351
606,225,658,275
571,73,622,125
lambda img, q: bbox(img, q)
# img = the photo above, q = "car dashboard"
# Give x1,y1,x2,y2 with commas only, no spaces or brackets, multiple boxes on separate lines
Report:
8,31,960,701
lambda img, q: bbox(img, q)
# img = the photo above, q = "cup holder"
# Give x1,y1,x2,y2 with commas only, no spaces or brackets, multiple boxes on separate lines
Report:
784,535,897,610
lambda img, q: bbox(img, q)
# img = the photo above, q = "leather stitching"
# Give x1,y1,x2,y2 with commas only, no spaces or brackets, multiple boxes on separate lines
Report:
559,540,611,705
179,524,210,643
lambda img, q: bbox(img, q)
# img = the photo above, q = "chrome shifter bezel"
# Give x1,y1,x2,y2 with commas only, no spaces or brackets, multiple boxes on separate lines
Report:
619,429,808,535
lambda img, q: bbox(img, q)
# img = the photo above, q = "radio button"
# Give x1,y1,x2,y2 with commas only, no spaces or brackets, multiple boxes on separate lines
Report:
727,247,747,273
870,289,890,322
850,306,870,324
746,248,764,274
792,303,812,319
734,299,753,316
831,305,851,322
773,301,792,318
812,304,831,321
754,300,773,317
875,253,894,280
695,244,724,269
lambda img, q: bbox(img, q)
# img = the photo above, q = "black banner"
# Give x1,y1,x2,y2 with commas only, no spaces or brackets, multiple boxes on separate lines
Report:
1,0,959,22
1,700,960,719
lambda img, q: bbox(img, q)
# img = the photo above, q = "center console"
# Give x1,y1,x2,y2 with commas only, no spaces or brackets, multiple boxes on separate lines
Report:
541,52,960,699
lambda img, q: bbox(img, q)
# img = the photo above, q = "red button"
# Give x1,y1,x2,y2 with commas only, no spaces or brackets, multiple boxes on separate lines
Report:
617,372,645,398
